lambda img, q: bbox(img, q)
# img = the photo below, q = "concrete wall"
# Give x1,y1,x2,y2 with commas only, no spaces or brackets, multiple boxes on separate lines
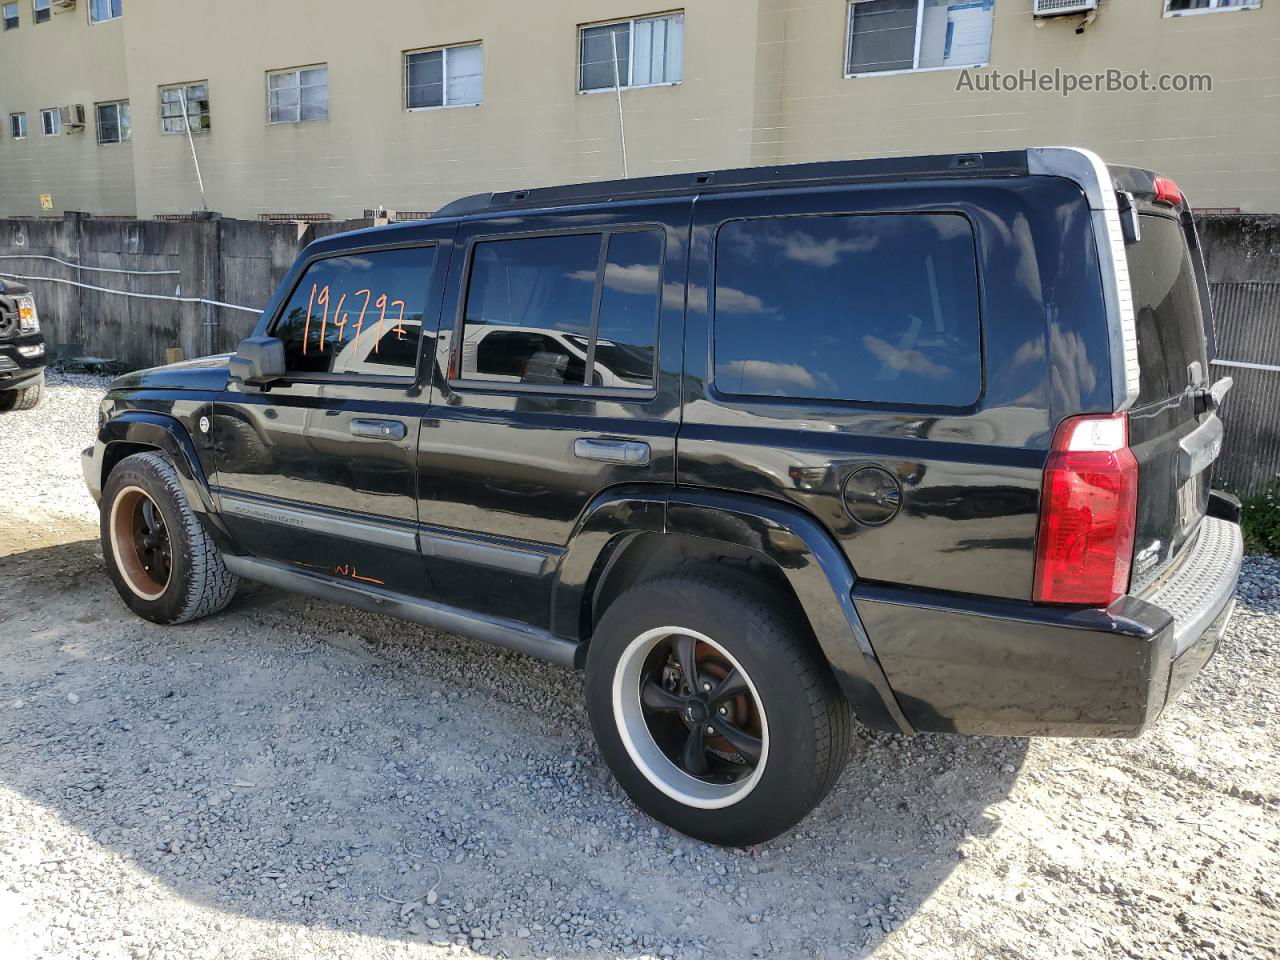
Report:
0,214,371,367
767,0,1280,213
1,1,1278,218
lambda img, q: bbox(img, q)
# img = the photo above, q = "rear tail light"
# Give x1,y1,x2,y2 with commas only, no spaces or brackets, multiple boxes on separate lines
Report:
1153,176,1183,208
1033,413,1138,606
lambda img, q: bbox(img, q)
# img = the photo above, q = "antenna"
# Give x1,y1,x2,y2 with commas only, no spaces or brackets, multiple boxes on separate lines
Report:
610,31,629,179
178,87,209,212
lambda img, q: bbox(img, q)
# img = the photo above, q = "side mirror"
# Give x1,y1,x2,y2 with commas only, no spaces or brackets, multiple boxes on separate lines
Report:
229,336,285,386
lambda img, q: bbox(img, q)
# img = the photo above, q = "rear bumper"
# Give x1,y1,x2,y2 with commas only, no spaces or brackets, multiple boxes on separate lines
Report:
857,515,1242,737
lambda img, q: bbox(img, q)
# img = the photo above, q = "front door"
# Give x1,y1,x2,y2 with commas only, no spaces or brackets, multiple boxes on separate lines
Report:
213,235,449,599
418,201,690,628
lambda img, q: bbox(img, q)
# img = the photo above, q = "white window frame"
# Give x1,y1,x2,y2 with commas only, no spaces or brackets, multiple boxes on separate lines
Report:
2,2,19,29
88,0,121,24
404,42,484,112
266,65,329,125
95,100,130,145
1163,0,1261,16
33,0,50,24
40,107,60,136
9,112,27,140
577,11,685,94
844,0,992,79
160,81,210,135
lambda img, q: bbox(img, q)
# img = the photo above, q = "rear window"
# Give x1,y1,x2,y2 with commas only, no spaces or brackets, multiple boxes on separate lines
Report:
712,213,982,406
1127,214,1209,405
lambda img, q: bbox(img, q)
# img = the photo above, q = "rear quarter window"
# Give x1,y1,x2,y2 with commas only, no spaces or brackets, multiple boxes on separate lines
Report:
1127,214,1209,405
712,213,982,406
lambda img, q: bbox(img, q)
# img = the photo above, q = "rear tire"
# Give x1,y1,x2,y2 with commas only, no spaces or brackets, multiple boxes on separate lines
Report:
585,568,852,846
100,451,238,624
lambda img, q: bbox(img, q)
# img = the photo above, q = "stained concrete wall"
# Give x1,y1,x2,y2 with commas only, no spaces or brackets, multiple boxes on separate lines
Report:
0,214,372,368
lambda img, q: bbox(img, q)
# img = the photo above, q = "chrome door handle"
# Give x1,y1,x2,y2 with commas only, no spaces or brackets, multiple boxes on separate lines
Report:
350,418,406,441
574,437,651,466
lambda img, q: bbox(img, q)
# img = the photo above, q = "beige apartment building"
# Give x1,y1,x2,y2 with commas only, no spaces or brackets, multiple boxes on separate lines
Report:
0,0,1277,219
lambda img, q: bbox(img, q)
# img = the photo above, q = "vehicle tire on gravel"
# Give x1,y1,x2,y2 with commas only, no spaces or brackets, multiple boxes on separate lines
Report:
100,451,238,624
10,373,44,410
0,373,42,411
585,567,853,846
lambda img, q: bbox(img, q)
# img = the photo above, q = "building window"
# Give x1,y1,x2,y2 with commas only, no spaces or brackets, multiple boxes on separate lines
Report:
2,3,18,29
268,66,328,124
33,0,49,24
160,82,210,134
89,0,121,23
9,112,26,139
1164,0,1260,14
845,0,993,77
40,107,60,135
405,42,483,109
579,12,684,92
96,100,130,144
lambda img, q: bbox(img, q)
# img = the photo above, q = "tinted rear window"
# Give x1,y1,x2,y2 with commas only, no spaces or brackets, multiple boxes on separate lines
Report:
712,213,982,406
1127,214,1209,405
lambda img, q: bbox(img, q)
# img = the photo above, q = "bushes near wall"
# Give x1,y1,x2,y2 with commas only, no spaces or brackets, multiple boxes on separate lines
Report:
1241,484,1280,556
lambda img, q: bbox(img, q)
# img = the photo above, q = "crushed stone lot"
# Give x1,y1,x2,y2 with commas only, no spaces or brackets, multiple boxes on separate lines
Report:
0,373,1277,960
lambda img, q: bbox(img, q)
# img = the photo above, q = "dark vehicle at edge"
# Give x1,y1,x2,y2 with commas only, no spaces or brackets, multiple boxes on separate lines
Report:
81,147,1243,845
0,278,47,411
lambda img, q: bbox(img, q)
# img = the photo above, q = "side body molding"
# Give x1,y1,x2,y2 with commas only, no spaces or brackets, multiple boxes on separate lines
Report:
95,411,238,551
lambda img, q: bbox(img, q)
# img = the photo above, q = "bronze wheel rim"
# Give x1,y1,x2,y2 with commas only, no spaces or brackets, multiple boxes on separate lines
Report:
109,486,172,601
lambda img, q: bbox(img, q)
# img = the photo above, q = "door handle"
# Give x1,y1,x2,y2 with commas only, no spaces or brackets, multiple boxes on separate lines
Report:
574,437,650,466
350,418,406,441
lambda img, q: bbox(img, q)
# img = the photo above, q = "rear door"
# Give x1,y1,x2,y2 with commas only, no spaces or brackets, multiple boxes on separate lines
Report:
418,201,689,629
1122,204,1220,589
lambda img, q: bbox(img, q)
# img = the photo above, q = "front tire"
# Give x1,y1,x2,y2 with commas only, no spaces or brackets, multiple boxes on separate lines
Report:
0,372,45,411
100,451,238,624
585,568,853,846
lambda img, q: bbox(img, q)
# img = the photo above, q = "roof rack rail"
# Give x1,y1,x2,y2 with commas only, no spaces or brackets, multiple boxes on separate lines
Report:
431,151,1029,220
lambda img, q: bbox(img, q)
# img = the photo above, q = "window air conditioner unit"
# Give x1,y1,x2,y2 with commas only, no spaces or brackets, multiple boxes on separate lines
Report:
51,0,76,10
59,104,86,130
1033,0,1098,15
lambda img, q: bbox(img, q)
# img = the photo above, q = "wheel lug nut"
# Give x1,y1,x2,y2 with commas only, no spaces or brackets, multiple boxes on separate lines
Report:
702,682,711,692
718,706,728,716
705,726,715,736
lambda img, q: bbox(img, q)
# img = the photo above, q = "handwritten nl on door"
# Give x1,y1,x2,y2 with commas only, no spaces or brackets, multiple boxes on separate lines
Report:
301,284,408,356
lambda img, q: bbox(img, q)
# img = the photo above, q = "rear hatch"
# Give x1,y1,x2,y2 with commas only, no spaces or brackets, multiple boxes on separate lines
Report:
1116,174,1225,590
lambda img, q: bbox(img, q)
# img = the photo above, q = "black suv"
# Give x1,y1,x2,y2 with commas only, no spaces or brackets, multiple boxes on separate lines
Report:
0,279,46,411
83,148,1242,845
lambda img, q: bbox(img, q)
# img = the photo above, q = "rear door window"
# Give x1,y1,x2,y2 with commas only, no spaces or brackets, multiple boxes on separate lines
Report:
459,229,662,390
712,213,982,406
1126,214,1209,405
273,246,436,377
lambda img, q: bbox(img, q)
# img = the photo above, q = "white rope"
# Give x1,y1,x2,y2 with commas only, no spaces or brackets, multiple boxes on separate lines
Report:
0,254,180,276
0,271,260,314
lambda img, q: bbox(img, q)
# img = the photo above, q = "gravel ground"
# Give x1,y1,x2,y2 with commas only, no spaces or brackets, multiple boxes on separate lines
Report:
0,374,1277,960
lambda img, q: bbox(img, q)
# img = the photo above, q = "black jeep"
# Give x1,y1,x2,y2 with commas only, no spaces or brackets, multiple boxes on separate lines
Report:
83,148,1242,845
0,278,46,411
